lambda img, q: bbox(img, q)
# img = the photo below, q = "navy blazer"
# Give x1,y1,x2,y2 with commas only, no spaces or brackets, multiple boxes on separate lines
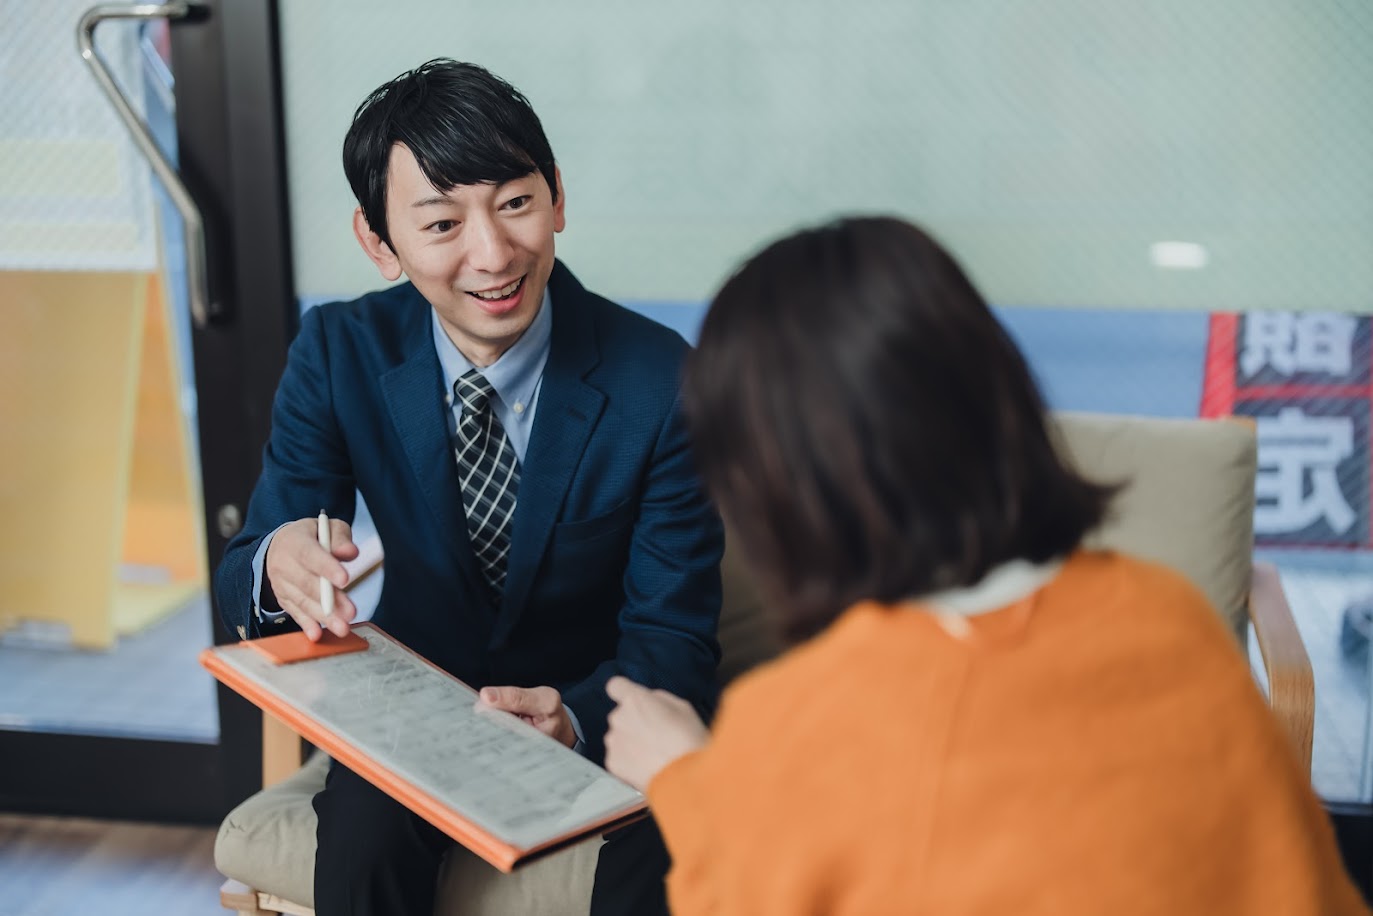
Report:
215,261,724,762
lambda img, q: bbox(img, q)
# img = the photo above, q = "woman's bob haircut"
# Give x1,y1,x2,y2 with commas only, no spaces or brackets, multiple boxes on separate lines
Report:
684,216,1115,643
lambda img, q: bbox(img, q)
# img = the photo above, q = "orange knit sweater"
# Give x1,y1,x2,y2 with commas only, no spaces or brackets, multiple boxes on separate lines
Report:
649,551,1367,915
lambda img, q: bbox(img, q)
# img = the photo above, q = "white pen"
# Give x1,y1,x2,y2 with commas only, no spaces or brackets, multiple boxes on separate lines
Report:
317,509,335,621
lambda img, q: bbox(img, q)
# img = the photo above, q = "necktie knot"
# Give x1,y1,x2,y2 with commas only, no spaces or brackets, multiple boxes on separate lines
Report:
455,369,494,416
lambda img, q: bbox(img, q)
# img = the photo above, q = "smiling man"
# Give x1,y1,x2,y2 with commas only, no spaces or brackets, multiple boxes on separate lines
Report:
214,59,724,916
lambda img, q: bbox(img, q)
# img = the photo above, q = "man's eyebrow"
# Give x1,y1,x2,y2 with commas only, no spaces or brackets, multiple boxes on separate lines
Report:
410,176,531,208
411,194,455,208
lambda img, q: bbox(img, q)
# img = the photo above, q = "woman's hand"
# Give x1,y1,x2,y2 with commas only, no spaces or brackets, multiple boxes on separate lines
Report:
604,676,709,791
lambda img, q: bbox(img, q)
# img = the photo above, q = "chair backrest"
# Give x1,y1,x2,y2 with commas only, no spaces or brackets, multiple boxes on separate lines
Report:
1052,412,1257,640
714,412,1259,685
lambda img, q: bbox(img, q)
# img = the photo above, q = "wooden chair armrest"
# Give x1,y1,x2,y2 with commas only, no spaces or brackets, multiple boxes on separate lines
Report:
261,712,304,788
258,537,384,788
1249,562,1315,774
221,877,315,915
220,878,273,915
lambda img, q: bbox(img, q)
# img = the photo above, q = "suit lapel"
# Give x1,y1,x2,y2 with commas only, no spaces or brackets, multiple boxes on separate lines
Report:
493,264,605,646
380,300,483,592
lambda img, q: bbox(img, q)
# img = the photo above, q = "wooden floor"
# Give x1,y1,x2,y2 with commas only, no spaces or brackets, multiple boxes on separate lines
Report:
0,814,225,915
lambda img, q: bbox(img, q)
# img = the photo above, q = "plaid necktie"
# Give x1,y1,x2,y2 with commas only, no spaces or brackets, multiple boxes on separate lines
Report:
453,369,520,593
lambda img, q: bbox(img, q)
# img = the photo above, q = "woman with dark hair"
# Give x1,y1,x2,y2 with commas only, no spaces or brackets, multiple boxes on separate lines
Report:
604,217,1366,914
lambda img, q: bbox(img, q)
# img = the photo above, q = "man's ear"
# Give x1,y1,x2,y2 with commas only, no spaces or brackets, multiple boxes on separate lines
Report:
552,167,567,234
353,208,403,281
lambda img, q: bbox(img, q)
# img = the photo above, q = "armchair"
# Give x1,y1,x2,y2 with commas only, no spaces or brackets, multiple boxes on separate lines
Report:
216,411,1313,915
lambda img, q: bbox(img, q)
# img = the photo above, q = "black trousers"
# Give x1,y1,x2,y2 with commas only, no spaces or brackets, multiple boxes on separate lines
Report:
313,762,670,916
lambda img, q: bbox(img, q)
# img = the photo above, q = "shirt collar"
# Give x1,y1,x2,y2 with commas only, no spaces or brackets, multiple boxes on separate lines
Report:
922,557,1064,617
431,287,552,412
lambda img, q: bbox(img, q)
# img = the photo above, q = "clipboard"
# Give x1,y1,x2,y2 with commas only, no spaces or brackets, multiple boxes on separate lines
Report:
200,622,646,872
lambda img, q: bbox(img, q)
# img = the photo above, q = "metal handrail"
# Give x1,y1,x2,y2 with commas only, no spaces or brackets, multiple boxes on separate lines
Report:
77,2,215,327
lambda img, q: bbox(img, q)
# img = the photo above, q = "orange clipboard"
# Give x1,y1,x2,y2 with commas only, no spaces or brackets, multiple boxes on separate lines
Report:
200,622,646,872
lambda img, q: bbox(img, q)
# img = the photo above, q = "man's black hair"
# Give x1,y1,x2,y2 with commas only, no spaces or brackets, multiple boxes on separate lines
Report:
343,58,557,248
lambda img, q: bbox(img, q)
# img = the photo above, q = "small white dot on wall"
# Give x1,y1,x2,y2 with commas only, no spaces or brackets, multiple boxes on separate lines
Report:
1150,241,1209,270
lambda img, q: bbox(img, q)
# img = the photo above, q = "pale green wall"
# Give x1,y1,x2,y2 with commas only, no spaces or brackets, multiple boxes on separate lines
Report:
280,0,1373,311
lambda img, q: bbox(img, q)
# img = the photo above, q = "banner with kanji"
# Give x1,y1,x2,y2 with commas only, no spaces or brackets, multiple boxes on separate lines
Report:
1202,312,1372,548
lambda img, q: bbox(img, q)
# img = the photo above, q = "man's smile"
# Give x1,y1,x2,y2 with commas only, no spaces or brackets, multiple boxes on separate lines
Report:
468,276,525,301
465,275,527,316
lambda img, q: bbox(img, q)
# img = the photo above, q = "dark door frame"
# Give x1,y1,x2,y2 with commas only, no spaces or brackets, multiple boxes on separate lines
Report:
174,0,300,820
0,0,294,824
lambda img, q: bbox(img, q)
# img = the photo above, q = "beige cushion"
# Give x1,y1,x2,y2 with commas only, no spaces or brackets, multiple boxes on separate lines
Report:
216,411,1257,913
215,752,602,914
433,840,599,916
1051,411,1257,640
216,752,324,905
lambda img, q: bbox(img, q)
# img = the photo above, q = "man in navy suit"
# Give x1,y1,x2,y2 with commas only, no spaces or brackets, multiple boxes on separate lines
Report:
214,58,723,916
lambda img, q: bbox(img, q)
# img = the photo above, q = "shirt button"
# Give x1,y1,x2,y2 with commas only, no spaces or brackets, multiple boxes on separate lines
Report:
513,402,525,414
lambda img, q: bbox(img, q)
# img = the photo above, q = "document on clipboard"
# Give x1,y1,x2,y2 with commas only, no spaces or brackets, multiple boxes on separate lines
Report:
199,622,646,872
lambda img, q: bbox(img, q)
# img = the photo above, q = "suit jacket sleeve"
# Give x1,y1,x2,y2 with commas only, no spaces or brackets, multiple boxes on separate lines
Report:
214,305,357,639
561,389,724,762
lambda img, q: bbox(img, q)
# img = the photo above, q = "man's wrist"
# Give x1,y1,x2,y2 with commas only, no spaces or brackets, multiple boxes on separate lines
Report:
251,525,291,622
564,703,586,754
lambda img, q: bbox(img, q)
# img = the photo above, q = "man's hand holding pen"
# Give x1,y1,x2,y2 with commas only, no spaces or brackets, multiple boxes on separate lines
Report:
263,514,359,641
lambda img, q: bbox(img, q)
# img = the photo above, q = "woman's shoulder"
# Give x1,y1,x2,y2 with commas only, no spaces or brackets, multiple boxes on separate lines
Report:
1053,550,1224,633
711,601,950,750
1043,550,1259,708
1060,548,1208,597
723,601,901,694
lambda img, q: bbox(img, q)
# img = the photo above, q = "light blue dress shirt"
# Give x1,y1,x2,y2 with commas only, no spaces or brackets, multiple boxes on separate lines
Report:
431,287,551,462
